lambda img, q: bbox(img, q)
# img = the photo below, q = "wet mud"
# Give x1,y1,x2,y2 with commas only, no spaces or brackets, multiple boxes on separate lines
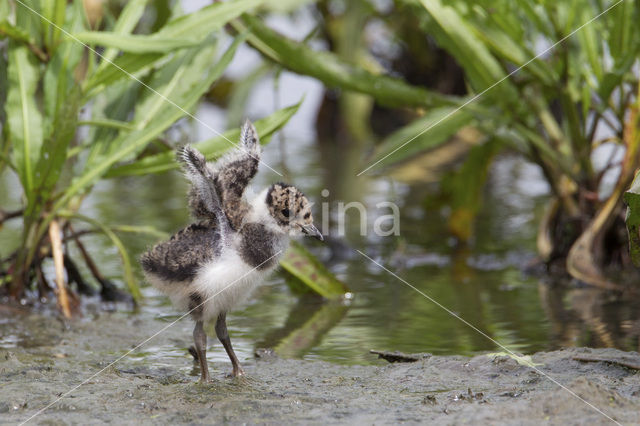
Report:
1,308,639,425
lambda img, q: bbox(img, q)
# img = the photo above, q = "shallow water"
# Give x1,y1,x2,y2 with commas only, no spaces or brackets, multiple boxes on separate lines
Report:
2,119,639,366
1,15,639,364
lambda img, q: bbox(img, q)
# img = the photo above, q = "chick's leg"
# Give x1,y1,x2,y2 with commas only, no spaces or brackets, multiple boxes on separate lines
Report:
215,313,244,377
193,320,211,382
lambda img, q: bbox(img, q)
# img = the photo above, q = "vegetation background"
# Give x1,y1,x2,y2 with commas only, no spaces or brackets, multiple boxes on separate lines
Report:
0,0,639,355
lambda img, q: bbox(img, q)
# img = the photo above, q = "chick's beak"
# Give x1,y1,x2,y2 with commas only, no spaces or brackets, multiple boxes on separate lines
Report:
301,224,324,241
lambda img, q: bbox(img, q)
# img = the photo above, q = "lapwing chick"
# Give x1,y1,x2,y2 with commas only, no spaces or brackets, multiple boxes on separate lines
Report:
140,120,322,382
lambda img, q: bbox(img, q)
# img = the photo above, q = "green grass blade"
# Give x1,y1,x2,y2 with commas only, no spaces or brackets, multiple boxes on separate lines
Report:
53,36,243,214
130,39,219,131
0,1,10,21
280,241,348,299
73,31,200,53
85,52,162,93
96,0,151,69
367,106,474,170
609,0,634,59
0,20,32,44
576,6,603,82
86,37,220,169
33,87,82,212
84,79,142,166
598,2,640,101
77,118,135,131
156,0,263,39
625,171,640,266
6,43,43,202
41,0,66,49
242,14,454,109
76,0,263,54
85,0,263,92
513,0,555,38
43,0,84,131
469,18,556,86
105,101,301,177
15,0,42,46
109,225,169,239
419,0,513,95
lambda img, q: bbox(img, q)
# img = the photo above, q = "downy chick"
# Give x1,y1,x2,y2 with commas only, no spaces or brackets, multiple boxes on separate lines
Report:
140,120,322,382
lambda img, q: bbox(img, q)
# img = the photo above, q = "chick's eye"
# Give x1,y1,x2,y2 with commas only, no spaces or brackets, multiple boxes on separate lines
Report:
281,208,291,218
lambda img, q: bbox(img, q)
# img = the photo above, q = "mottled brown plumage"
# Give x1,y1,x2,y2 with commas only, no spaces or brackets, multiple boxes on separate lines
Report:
212,122,260,230
140,222,222,282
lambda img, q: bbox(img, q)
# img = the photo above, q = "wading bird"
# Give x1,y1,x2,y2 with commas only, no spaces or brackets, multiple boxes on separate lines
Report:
140,120,322,382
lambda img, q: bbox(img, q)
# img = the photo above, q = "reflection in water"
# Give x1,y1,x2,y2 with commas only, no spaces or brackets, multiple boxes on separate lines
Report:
540,284,640,353
256,295,349,359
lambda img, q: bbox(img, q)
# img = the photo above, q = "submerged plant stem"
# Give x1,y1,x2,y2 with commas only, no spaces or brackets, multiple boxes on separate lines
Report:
48,220,72,318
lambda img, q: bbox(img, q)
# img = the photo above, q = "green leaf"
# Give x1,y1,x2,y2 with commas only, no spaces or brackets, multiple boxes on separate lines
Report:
598,2,640,102
0,46,7,128
53,36,243,214
0,0,10,21
43,0,84,132
156,0,263,39
33,87,82,212
130,39,218,130
576,6,603,82
85,52,162,93
625,173,640,266
26,1,85,219
84,79,142,166
6,43,43,203
75,0,263,53
105,101,301,177
85,38,219,169
366,107,474,170
87,21,224,165
77,118,135,131
73,31,199,53
467,14,556,86
279,241,348,299
609,0,634,60
86,0,159,91
513,0,554,38
418,0,514,96
39,87,81,193
41,0,67,49
97,0,151,67
14,0,42,46
109,225,169,240
243,14,454,109
85,0,263,92
0,20,32,44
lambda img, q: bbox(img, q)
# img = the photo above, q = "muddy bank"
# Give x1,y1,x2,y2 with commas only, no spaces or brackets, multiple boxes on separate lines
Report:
1,309,639,425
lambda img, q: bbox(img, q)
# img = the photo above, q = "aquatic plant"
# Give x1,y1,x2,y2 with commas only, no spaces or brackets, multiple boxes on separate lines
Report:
240,0,640,289
0,0,346,316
